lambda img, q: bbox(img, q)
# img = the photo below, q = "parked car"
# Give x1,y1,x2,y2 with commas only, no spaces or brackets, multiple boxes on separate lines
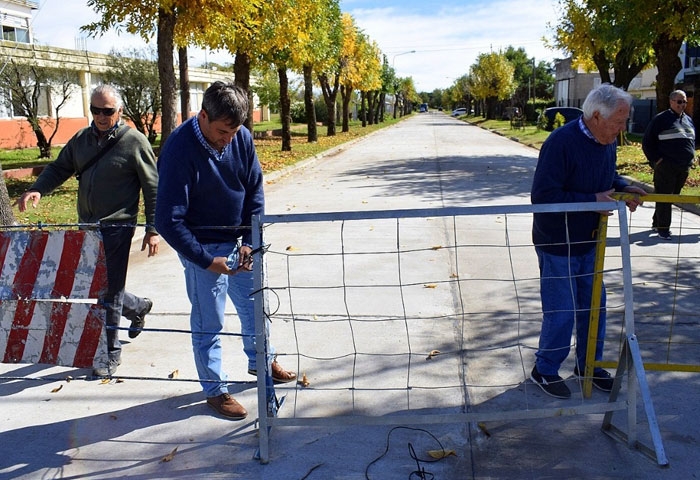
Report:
540,107,583,131
452,107,467,117
419,103,428,113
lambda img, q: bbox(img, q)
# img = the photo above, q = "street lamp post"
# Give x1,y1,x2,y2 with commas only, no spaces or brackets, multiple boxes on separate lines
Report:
392,50,416,69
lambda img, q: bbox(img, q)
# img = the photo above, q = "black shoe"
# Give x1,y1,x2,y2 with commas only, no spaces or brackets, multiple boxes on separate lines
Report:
574,366,614,392
657,230,672,241
530,366,571,399
128,298,152,339
93,358,121,377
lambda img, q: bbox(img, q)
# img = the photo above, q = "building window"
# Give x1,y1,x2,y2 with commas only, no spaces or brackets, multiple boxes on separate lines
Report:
2,25,30,43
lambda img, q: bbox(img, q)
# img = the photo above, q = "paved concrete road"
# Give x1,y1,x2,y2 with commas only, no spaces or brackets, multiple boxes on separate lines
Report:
1,112,698,479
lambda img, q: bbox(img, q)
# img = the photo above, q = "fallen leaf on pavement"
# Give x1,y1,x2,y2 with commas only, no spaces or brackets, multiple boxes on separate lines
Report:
161,446,178,463
426,350,441,360
427,449,456,459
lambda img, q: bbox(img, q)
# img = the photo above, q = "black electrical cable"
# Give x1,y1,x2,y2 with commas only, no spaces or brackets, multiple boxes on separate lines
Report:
365,426,447,480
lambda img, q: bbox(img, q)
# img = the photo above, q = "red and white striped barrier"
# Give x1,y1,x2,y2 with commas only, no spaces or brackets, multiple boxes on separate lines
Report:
0,230,109,368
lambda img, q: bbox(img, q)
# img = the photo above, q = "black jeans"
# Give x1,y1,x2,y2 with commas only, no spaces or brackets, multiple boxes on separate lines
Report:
653,161,689,231
99,225,149,361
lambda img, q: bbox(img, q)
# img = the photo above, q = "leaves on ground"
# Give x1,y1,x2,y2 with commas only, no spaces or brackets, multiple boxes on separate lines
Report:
161,446,178,463
427,449,456,459
426,350,441,360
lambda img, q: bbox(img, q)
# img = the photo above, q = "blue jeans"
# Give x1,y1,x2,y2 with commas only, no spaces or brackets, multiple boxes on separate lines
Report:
534,247,606,376
179,242,272,397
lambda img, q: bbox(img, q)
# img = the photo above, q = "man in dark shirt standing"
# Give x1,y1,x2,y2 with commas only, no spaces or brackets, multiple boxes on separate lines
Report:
642,90,697,240
16,84,159,377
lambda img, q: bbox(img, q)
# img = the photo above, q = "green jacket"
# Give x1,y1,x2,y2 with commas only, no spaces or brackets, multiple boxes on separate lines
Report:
30,124,158,232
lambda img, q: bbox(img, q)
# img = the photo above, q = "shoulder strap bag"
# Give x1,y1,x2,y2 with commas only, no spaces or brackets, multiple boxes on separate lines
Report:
75,126,130,180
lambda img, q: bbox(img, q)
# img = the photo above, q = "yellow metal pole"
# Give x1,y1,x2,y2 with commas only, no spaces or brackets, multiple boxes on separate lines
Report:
584,215,608,398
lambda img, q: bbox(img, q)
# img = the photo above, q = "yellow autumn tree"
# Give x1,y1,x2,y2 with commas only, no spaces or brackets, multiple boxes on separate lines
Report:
469,52,516,120
338,14,365,133
355,38,382,127
84,0,259,144
255,0,336,151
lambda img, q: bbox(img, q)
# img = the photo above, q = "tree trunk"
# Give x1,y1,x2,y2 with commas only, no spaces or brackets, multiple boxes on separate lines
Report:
393,84,400,119
360,91,367,127
378,92,386,122
178,46,191,121
234,50,254,133
653,34,684,113
29,121,51,158
303,64,317,143
278,67,292,152
319,73,339,136
340,84,351,133
157,8,178,146
592,49,613,85
0,166,17,226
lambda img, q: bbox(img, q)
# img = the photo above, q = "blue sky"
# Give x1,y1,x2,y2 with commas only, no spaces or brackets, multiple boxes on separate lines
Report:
31,0,563,91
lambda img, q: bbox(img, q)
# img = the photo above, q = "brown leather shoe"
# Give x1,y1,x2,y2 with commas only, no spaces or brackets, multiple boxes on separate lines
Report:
206,393,248,420
248,361,297,383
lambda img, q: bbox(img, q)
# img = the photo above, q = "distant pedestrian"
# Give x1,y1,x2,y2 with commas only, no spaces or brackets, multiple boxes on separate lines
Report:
155,81,296,420
642,89,697,240
16,84,159,377
530,84,645,399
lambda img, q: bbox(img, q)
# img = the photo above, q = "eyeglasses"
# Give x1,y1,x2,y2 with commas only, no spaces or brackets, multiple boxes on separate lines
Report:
675,99,688,105
90,105,117,116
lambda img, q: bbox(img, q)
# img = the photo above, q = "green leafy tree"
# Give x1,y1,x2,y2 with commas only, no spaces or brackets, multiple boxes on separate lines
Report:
504,47,554,119
469,52,516,120
252,64,281,114
0,60,77,158
549,0,652,90
446,74,472,112
103,48,162,144
550,0,700,111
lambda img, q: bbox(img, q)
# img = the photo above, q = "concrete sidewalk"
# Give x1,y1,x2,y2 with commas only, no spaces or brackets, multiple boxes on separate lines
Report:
2,113,699,479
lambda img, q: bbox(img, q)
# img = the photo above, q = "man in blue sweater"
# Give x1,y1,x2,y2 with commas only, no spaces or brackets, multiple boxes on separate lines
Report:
155,81,296,420
642,89,696,240
530,84,645,399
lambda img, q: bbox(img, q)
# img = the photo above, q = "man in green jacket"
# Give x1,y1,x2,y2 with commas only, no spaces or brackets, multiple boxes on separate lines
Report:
16,84,159,377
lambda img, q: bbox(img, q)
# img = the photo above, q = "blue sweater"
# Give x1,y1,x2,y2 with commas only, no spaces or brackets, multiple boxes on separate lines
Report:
155,118,264,270
531,120,629,256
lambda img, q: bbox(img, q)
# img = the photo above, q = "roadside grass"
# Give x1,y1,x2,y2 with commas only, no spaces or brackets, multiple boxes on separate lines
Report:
5,112,699,225
470,115,700,194
2,116,403,225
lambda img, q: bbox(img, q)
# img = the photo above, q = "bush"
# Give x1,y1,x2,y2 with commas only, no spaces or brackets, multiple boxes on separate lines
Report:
290,98,330,124
290,101,306,123
536,109,547,131
553,112,566,130
314,97,329,124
